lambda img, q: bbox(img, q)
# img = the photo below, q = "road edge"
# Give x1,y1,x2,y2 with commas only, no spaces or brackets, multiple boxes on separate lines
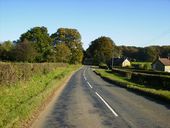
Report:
26,67,82,128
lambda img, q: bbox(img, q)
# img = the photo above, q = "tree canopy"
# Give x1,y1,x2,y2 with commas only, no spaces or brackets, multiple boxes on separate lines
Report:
49,43,71,63
20,26,52,62
119,45,170,61
51,28,84,64
11,39,37,62
0,26,85,63
87,36,119,65
1,26,170,64
0,40,14,61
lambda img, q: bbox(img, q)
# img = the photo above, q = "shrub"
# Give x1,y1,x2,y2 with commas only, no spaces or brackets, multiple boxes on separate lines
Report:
132,69,170,76
131,73,170,90
111,67,170,90
112,68,132,79
143,64,151,70
99,63,108,69
132,63,151,70
0,63,67,86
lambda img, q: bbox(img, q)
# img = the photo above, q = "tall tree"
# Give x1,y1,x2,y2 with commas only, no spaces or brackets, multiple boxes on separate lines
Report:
20,26,52,62
0,40,14,61
87,36,118,65
144,46,160,61
160,46,170,58
11,39,37,62
51,28,84,64
48,43,71,63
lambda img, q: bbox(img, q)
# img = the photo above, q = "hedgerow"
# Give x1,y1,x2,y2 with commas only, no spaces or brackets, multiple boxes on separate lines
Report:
0,62,67,86
111,67,170,90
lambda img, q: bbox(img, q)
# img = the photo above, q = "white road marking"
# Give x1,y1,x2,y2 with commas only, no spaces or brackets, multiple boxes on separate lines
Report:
83,68,87,76
87,81,93,88
95,92,118,117
83,68,88,81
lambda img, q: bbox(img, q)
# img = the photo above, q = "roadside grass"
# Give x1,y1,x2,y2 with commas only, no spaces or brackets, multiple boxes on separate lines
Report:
0,65,81,128
94,69,170,102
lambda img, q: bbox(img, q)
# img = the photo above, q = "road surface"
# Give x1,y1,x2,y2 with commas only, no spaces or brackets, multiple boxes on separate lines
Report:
31,66,170,128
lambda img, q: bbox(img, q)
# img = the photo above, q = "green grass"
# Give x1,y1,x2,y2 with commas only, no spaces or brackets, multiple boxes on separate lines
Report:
95,69,145,88
131,61,152,70
131,61,152,65
94,69,170,101
0,65,81,128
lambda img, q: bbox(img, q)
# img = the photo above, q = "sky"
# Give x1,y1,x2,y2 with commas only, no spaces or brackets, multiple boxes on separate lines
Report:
0,0,170,49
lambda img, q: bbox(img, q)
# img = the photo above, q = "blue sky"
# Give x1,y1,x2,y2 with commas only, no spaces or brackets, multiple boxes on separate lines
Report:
0,0,170,49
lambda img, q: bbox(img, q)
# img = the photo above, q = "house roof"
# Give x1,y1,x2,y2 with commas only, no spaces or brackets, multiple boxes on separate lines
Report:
159,58,170,66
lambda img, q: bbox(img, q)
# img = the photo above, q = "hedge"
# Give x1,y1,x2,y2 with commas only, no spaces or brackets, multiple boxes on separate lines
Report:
112,68,132,79
94,69,170,102
131,63,151,70
116,67,170,76
131,73,170,90
132,69,170,76
99,63,108,69
111,68,170,90
0,62,67,86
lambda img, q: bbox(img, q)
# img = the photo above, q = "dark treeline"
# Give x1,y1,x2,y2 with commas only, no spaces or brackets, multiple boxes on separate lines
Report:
86,36,170,65
0,27,84,64
119,45,170,62
1,30,170,65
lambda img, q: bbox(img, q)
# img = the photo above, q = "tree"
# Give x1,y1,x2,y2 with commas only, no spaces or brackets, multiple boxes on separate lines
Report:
11,39,37,62
118,45,165,62
87,36,118,65
160,46,170,58
49,43,71,62
144,46,160,61
119,46,143,61
51,28,84,64
0,40,14,61
20,26,52,62
69,44,84,64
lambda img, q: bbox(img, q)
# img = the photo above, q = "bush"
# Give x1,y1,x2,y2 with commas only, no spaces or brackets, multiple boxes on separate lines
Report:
99,63,108,69
132,63,151,70
131,73,170,90
132,69,170,76
0,62,67,86
112,68,132,79
111,67,170,90
94,69,170,102
143,64,151,70
0,65,80,128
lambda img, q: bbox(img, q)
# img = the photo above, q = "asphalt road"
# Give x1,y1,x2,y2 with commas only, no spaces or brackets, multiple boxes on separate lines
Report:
32,66,170,128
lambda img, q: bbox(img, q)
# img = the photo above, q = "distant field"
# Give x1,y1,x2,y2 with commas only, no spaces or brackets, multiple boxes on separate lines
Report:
131,62,152,65
131,61,152,70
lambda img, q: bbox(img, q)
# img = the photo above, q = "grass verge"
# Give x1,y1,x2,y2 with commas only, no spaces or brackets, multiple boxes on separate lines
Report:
94,69,170,102
0,65,81,128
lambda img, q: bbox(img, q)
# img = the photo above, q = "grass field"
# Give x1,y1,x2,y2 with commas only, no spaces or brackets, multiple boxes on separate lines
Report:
131,61,152,70
131,62,152,65
0,65,81,128
94,69,170,102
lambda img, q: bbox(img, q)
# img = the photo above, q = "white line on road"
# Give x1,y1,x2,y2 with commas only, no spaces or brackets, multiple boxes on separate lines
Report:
87,81,93,88
95,92,118,117
83,68,87,81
